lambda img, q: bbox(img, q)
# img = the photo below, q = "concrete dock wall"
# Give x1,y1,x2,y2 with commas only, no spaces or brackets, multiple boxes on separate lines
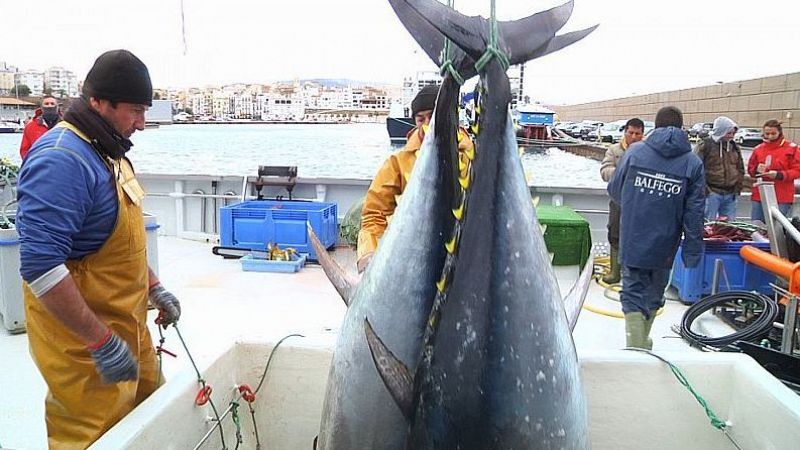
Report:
553,72,800,142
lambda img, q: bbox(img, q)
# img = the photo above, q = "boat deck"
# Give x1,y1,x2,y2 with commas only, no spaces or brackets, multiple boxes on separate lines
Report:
1,236,724,449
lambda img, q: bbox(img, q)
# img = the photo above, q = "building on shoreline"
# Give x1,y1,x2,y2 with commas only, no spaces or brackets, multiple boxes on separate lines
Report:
553,72,800,142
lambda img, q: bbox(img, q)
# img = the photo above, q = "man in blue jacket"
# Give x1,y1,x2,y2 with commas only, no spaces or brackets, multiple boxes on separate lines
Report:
608,106,705,349
17,50,181,448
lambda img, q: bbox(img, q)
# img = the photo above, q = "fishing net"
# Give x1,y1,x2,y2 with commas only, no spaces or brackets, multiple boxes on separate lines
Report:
339,196,364,248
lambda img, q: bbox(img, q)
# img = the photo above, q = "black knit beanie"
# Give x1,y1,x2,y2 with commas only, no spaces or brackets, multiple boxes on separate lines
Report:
411,85,439,116
83,50,153,106
655,106,683,129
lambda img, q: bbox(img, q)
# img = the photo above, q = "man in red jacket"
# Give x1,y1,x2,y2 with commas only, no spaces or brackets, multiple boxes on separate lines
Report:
19,95,61,159
748,119,800,221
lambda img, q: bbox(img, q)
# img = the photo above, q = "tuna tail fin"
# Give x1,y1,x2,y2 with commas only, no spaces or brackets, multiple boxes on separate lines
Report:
523,24,600,63
364,318,414,420
387,0,475,79
563,256,594,331
307,223,358,307
396,0,596,66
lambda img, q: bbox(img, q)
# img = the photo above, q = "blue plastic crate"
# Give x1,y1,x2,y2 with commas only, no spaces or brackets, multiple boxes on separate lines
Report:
219,200,337,260
670,240,776,304
240,253,307,273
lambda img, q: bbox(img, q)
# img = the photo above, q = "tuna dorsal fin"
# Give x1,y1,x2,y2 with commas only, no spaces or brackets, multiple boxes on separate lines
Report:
398,0,596,67
563,256,594,331
364,317,414,420
307,223,358,307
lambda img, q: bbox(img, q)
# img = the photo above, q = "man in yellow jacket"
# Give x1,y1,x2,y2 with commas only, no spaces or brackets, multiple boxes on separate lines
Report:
17,50,181,449
357,85,474,272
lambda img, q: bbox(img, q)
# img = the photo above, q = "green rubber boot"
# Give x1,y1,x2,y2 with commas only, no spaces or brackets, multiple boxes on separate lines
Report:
642,313,656,350
602,247,621,284
624,312,649,349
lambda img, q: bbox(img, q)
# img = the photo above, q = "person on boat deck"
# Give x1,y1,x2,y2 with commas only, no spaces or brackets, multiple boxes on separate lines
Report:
608,106,705,349
599,117,645,284
16,50,181,449
695,116,744,221
747,119,800,222
357,85,474,273
19,95,62,159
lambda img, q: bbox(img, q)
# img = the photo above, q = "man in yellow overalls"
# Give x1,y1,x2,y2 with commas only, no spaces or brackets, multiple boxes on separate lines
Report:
357,85,474,272
16,50,182,449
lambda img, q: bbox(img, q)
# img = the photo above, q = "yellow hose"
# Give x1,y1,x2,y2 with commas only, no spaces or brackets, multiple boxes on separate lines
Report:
585,256,664,319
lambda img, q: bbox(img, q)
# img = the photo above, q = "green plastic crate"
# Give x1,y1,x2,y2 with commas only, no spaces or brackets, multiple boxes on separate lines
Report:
535,205,592,267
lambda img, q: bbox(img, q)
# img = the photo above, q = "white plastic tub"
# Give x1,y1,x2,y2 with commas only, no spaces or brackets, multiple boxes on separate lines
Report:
92,341,800,450
0,226,23,333
143,212,160,276
0,213,160,334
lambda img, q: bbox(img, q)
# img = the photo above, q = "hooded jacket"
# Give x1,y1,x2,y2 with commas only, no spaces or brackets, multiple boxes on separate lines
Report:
747,137,800,203
608,127,705,269
695,136,744,194
19,108,61,159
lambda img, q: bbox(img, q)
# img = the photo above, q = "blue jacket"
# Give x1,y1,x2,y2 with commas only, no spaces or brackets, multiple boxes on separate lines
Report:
17,124,118,282
608,127,705,269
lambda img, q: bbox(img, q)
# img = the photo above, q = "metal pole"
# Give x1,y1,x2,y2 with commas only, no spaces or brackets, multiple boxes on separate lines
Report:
758,183,788,259
711,259,723,295
782,294,798,355
191,402,235,450
241,175,249,203
193,190,206,233
146,192,243,200
770,206,800,246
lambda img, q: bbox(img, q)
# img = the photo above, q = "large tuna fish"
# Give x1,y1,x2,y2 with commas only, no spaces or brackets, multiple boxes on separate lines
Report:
361,0,597,449
316,1,596,448
316,36,469,450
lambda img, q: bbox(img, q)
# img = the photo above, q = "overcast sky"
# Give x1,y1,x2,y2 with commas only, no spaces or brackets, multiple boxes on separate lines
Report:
1,0,798,105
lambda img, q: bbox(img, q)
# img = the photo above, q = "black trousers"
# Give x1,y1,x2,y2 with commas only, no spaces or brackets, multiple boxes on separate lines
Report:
607,200,620,250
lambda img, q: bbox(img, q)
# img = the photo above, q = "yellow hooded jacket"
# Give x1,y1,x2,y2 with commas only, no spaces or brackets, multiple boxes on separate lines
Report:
357,125,473,263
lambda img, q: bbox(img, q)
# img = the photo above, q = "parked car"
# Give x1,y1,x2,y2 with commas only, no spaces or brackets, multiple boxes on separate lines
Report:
173,112,193,122
643,121,655,136
584,124,602,141
563,124,585,138
597,120,627,143
734,128,763,147
688,122,714,139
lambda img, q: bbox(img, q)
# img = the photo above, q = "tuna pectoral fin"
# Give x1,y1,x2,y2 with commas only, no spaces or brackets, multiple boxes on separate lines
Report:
563,256,594,331
364,318,414,420
307,223,358,306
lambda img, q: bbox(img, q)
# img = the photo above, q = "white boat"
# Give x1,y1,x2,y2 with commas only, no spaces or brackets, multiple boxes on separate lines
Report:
0,121,22,133
2,174,799,450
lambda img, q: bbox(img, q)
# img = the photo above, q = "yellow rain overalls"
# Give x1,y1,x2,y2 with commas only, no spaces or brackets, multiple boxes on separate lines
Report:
23,122,160,449
357,125,473,263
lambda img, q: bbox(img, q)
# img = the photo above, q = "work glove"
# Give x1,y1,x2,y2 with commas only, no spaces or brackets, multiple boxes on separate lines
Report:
149,283,181,328
88,331,138,383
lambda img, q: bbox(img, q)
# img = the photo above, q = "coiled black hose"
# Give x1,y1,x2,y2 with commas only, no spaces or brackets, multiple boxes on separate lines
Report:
680,290,780,349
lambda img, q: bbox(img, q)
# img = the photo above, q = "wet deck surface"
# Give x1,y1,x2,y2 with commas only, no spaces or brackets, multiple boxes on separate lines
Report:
1,237,717,449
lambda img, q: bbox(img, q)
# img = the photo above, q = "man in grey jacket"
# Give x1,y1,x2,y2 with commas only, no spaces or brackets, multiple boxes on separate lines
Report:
599,118,645,283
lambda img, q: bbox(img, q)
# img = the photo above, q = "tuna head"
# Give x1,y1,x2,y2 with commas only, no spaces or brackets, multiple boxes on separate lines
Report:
363,1,598,448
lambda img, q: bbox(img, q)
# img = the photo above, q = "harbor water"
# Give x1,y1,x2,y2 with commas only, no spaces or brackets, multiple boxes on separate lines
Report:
0,123,605,188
